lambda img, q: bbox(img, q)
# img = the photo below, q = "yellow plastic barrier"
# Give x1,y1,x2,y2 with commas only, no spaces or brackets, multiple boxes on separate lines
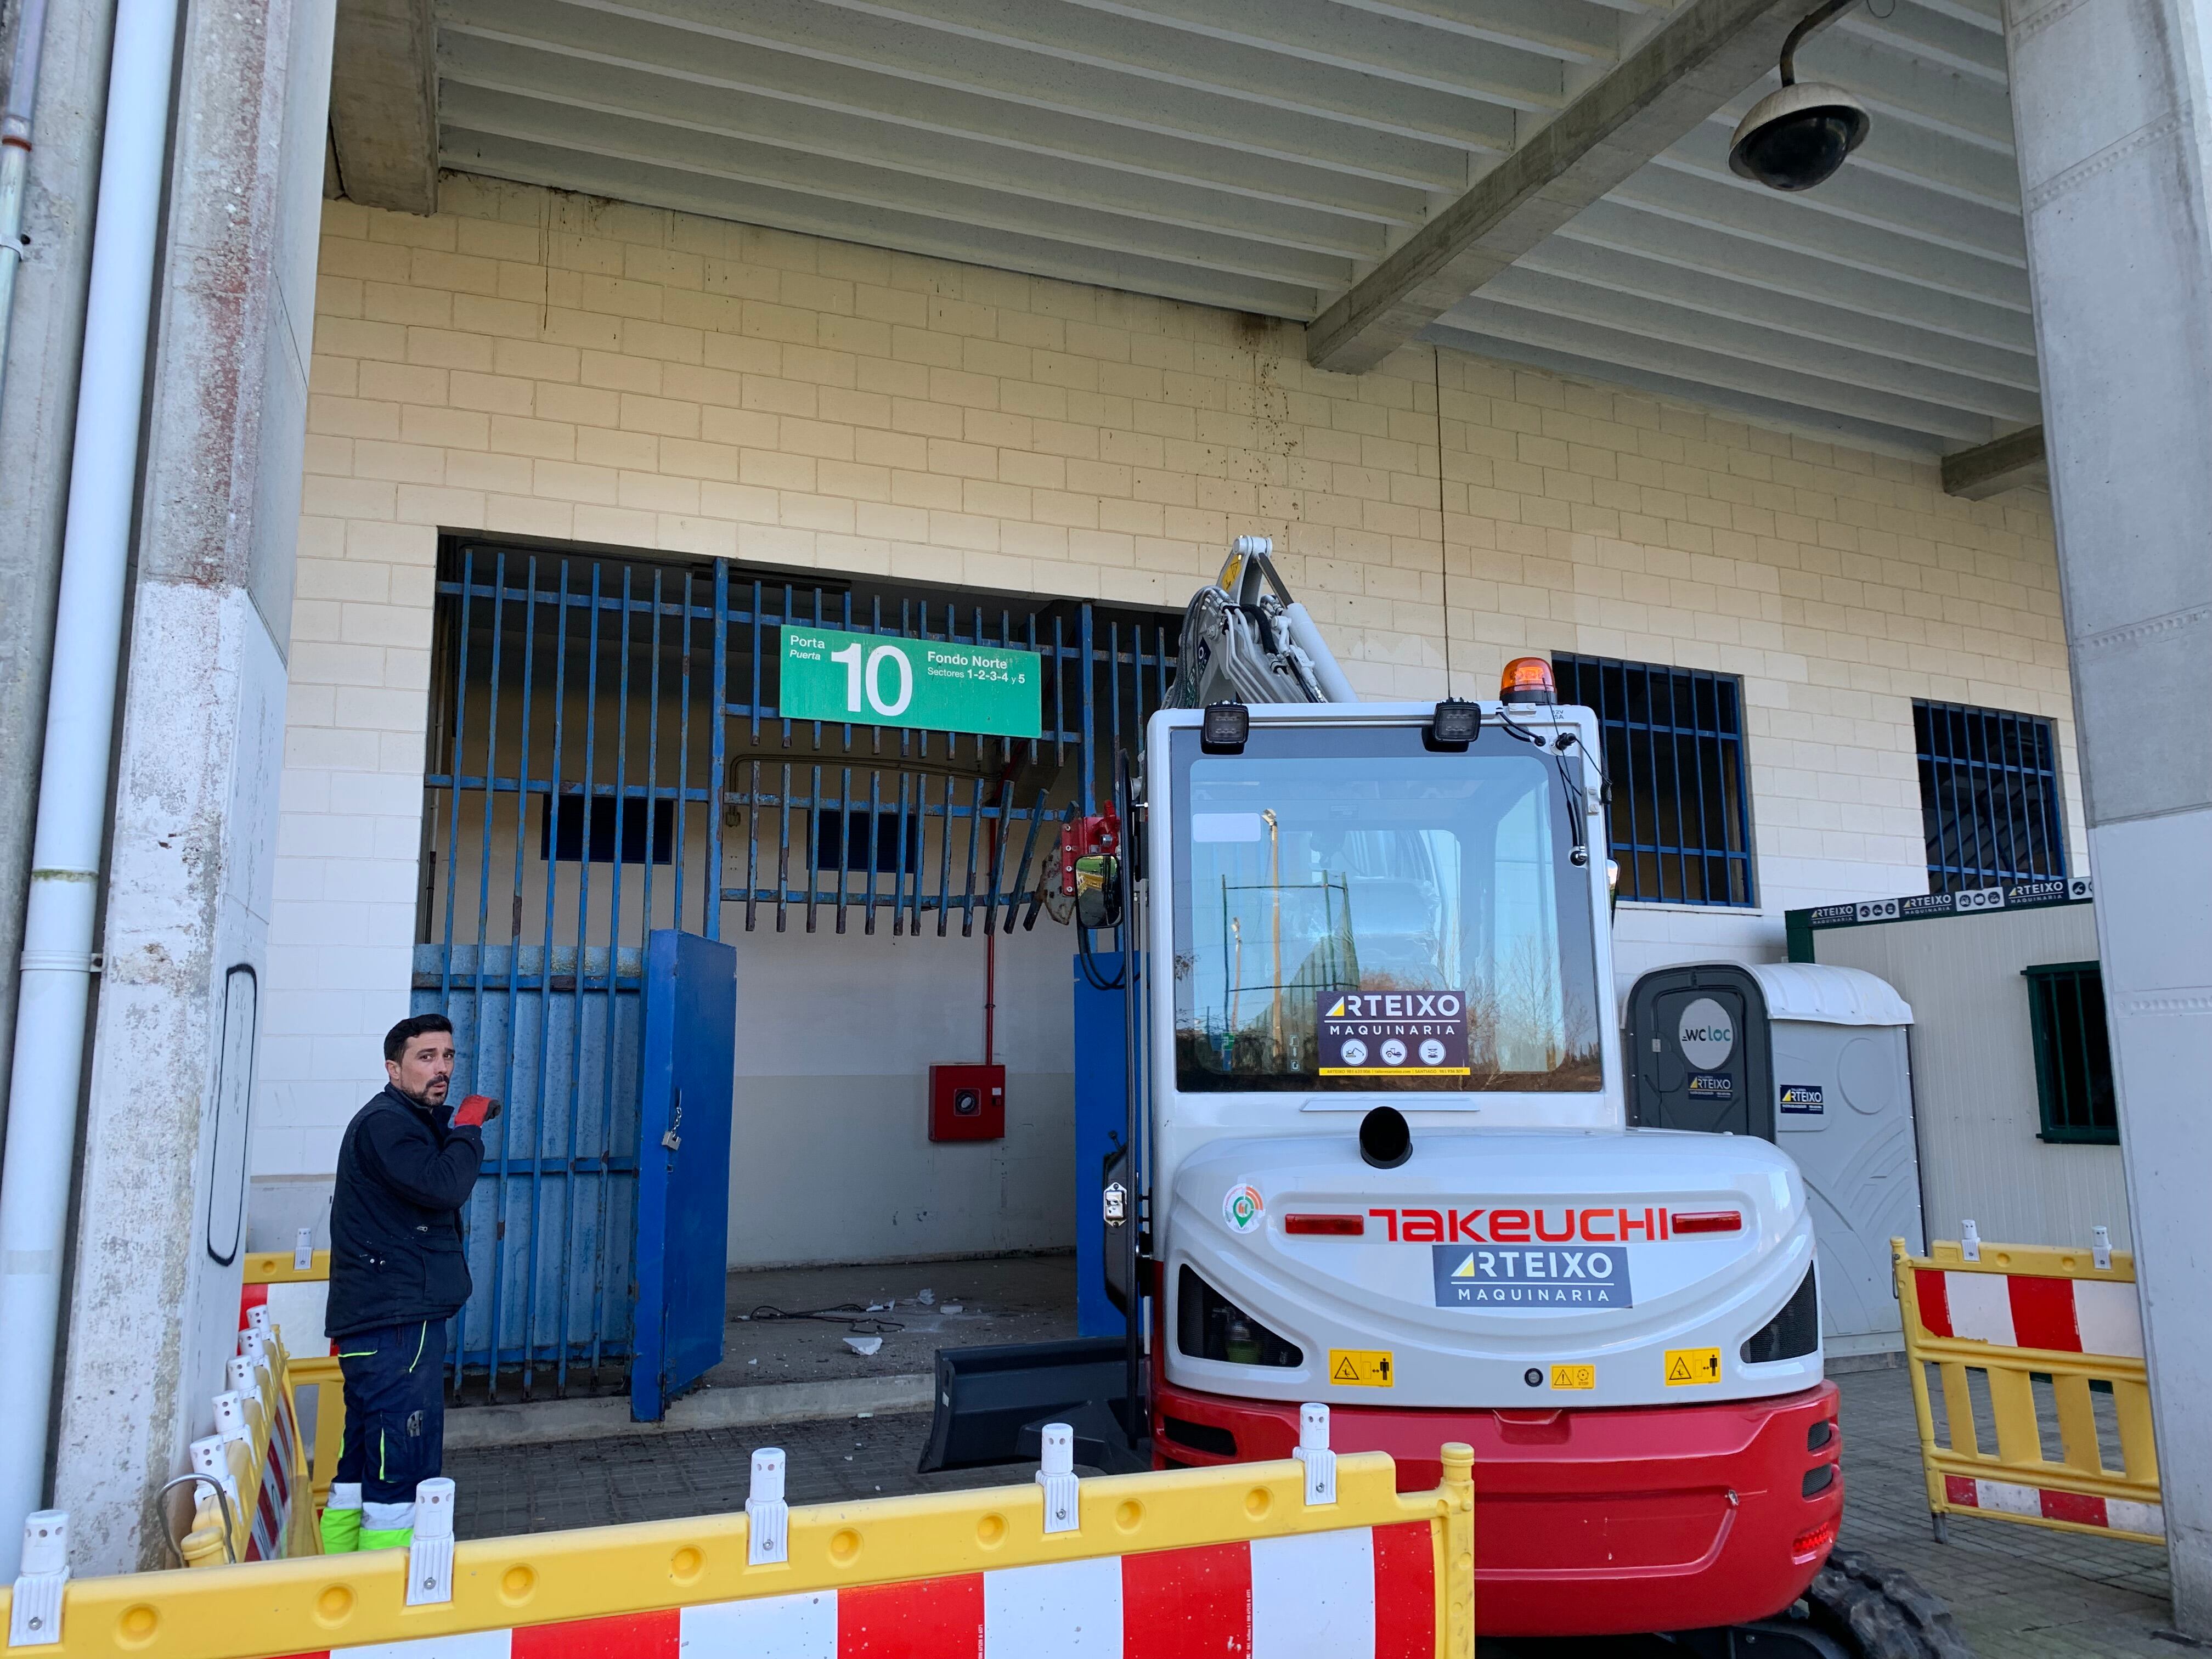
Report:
4,1434,1475,1657
239,1251,343,1513
176,1314,318,1566
1893,1233,2163,1547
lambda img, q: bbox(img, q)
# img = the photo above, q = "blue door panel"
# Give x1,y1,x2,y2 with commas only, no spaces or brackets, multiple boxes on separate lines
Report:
417,944,641,1389
633,928,737,1420
1073,952,1128,1339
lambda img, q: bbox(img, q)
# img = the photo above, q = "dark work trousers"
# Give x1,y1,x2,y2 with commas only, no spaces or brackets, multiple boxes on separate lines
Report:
333,1318,447,1546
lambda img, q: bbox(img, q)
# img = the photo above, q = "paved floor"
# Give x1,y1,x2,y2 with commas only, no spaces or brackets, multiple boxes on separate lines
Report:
445,1254,1079,1407
444,1361,2179,1656
447,1409,978,1536
707,1254,1077,1391
1829,1367,2176,1657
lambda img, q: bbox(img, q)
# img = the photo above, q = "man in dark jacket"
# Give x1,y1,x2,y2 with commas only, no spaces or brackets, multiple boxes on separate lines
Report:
319,1014,492,1553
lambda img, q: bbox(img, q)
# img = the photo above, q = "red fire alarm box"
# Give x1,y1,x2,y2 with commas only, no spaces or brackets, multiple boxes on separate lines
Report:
928,1063,1006,1142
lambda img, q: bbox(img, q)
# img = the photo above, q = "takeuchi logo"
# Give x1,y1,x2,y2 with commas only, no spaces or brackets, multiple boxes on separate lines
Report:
1223,1183,1265,1232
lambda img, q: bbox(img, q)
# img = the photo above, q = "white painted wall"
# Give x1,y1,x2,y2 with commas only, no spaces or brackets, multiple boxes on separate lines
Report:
725,917,1074,1267
1807,904,2130,1252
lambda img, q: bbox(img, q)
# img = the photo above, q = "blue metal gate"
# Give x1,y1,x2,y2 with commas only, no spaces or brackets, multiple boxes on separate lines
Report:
633,928,738,1419
418,540,1174,1398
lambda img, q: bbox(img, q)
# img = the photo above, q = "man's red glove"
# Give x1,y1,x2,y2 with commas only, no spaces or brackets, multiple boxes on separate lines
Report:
452,1094,500,1128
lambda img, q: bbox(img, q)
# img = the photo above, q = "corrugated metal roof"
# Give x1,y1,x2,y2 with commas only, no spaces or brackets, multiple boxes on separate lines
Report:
1432,1,2033,455
427,0,2028,456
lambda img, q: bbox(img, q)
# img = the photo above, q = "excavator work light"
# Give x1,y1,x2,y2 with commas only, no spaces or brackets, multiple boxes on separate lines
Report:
1500,657,1556,705
1201,702,1249,753
1427,697,1481,751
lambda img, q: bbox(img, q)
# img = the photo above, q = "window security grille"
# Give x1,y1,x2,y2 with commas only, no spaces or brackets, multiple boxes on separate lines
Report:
1553,654,1755,907
2023,962,2118,1144
1913,700,2067,894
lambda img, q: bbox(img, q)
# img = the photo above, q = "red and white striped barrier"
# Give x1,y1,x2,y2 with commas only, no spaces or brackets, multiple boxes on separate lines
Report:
1895,1229,2163,1549
1940,1474,2163,1539
12,1407,1475,1656
179,1314,318,1565
295,1527,1438,1658
1911,1267,2142,1357
238,1277,332,1357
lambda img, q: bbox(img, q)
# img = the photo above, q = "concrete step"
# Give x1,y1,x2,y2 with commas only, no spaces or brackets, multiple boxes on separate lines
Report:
444,1372,933,1450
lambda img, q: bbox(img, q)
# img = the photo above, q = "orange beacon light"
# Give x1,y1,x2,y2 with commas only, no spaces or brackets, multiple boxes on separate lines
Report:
1500,657,1556,705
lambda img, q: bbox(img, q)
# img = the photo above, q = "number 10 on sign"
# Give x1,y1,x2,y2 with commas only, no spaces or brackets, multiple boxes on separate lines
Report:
779,625,1043,738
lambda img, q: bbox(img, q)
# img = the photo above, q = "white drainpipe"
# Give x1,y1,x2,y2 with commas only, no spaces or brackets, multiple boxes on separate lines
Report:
0,0,180,1566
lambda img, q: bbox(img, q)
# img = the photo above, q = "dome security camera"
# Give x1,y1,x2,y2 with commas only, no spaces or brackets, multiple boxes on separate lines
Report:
1728,0,1871,193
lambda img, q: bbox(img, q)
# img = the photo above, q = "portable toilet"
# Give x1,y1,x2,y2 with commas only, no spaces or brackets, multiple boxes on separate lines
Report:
1625,962,1924,1361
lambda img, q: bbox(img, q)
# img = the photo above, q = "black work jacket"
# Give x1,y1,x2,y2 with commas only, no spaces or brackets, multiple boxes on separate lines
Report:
325,1084,484,1338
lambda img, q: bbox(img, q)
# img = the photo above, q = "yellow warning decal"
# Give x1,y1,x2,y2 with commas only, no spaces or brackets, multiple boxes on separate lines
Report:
1319,1068,1472,1077
1665,1347,1723,1386
1328,1349,1396,1387
1550,1363,1596,1391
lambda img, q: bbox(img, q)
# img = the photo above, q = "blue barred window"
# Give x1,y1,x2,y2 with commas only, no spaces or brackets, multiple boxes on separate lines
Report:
1553,655,1755,908
1912,700,2067,894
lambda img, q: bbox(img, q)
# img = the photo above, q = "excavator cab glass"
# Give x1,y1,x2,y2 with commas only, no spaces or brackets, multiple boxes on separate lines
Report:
1167,721,1603,1094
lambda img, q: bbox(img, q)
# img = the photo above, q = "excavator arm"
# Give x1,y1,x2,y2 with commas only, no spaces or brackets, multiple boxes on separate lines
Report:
1167,537,1358,708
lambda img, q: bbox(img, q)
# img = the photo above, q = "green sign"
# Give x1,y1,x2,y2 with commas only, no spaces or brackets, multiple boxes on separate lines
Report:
778,625,1042,738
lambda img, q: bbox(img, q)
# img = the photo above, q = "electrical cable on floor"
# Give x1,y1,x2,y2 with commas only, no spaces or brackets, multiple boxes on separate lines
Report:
740,1304,906,1335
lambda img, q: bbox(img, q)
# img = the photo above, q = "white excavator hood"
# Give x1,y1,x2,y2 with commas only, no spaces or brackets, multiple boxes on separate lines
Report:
1162,1124,1821,1410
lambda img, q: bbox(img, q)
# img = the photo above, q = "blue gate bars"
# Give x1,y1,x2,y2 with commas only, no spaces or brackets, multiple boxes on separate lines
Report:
417,541,1175,1398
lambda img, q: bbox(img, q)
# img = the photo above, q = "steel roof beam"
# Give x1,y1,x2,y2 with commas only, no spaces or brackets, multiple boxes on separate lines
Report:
1655,127,2025,267
439,34,1392,259
330,0,440,213
1465,266,2042,421
442,85,1360,290
1427,323,1962,456
1834,2,2006,86
1604,167,2030,309
1510,237,2039,391
1558,202,2034,352
1434,300,1995,442
1788,27,2015,153
1305,0,1802,375
1322,0,1626,65
442,128,1326,317
1054,0,1585,108
441,4,1433,221
528,0,1489,184
626,0,1526,152
818,0,1565,119
1940,425,2046,499
1771,110,2018,212
1910,0,2002,33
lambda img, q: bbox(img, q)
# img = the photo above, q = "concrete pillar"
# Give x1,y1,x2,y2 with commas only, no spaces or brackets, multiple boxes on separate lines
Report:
44,0,334,1573
2005,0,2212,1634
0,0,120,1142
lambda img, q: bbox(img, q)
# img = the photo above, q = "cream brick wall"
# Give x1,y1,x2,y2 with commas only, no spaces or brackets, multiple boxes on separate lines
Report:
256,174,2077,1196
